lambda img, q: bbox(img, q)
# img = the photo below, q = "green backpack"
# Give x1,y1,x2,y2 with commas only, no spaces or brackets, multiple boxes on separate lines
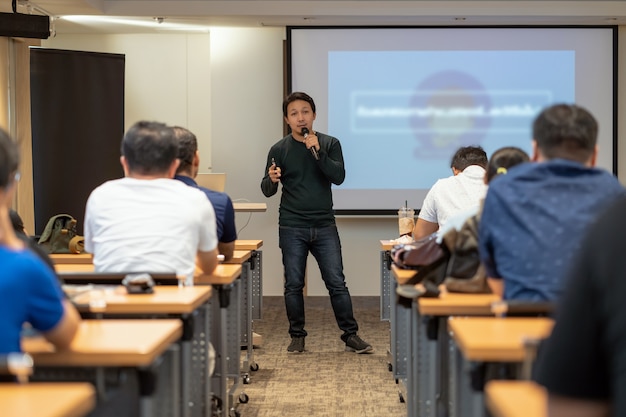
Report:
38,214,84,254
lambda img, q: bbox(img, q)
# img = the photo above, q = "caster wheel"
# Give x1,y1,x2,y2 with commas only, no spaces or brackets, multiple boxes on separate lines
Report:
239,392,249,404
250,363,259,372
399,392,405,403
243,375,251,384
387,363,392,372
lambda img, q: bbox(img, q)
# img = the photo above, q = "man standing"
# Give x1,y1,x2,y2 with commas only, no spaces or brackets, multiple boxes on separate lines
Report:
84,121,219,285
479,103,625,301
261,92,372,354
413,146,488,239
172,126,237,261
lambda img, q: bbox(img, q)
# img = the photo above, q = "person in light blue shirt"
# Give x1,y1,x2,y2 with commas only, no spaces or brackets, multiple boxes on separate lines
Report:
479,103,625,302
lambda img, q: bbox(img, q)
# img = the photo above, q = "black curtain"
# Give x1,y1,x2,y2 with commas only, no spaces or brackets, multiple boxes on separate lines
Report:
30,48,125,235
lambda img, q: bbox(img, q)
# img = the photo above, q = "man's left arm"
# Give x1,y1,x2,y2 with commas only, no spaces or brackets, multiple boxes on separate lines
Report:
317,136,345,185
218,196,237,262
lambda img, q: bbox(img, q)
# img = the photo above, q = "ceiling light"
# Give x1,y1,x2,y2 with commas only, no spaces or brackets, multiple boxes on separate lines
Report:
60,15,210,32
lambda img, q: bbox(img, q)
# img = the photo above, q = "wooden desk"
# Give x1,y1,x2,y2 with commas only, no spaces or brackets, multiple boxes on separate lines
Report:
232,203,267,212
1,382,96,417
448,317,554,417
223,250,252,264
223,249,258,380
23,319,182,367
195,263,245,417
419,290,499,316
234,239,263,250
55,263,95,273
391,265,418,285
24,319,182,417
195,264,241,285
50,253,93,265
68,286,212,315
485,381,547,417
65,286,212,417
448,317,553,362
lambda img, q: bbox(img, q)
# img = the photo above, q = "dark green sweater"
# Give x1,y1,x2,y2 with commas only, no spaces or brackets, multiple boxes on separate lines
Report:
260,132,345,227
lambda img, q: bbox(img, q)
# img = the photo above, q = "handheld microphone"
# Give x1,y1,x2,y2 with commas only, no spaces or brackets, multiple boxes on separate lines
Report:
301,128,319,160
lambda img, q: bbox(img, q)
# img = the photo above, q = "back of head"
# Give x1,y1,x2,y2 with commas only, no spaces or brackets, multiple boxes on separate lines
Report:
532,103,597,163
485,147,530,183
450,146,488,171
121,121,177,175
283,91,316,117
171,126,198,175
0,128,19,190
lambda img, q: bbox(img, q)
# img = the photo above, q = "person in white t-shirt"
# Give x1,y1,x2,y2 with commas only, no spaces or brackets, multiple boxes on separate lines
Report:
413,145,488,239
84,121,219,285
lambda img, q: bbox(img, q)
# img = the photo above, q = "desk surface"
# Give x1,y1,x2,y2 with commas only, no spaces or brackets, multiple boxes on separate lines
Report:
67,285,212,314
419,290,500,316
195,264,242,285
55,263,95,273
448,317,554,362
234,239,263,250
223,249,252,264
23,319,182,367
380,240,398,251
485,380,547,417
233,203,267,212
391,265,419,285
50,253,93,265
1,382,96,417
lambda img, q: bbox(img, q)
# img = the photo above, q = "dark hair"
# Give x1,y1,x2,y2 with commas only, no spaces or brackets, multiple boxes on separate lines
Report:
9,209,25,234
0,128,19,189
485,146,530,183
532,103,597,163
171,126,198,174
121,121,178,175
450,146,488,171
283,92,316,117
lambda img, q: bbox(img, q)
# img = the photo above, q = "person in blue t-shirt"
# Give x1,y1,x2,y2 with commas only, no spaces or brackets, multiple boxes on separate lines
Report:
0,128,80,355
479,103,625,302
172,126,237,261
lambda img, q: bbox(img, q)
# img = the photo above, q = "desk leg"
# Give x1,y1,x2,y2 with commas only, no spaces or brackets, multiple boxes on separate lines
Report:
239,261,254,383
449,344,485,417
381,250,392,321
211,284,232,417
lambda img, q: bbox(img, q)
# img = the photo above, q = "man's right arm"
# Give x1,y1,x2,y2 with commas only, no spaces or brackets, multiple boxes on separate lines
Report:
197,248,219,275
413,218,439,240
218,241,235,262
43,300,81,350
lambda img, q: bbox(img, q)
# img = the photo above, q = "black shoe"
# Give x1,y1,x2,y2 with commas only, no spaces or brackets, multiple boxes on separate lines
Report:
287,336,305,353
345,334,374,354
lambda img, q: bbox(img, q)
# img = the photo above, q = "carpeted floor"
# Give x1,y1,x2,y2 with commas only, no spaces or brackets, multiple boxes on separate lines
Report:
236,296,407,417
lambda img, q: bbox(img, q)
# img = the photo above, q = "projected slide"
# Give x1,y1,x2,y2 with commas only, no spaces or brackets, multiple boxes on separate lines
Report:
329,50,574,190
290,27,615,212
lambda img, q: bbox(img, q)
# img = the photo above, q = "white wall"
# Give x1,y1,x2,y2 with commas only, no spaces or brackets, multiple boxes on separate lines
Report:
42,33,213,169
43,25,626,296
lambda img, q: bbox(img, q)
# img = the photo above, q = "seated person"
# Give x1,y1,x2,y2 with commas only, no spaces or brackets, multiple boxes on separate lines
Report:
439,146,530,238
413,145,488,239
84,121,219,285
10,209,56,273
479,103,625,302
172,126,237,261
534,195,626,417
0,128,80,355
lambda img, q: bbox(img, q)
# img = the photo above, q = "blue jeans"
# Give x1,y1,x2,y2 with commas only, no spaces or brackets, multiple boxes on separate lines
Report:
279,224,359,342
